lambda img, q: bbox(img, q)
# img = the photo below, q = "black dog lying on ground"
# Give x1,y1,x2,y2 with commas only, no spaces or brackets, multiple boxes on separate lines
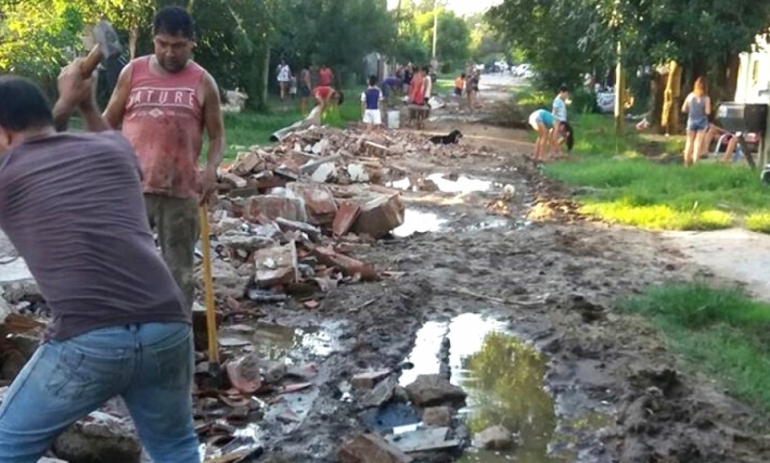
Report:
429,129,463,144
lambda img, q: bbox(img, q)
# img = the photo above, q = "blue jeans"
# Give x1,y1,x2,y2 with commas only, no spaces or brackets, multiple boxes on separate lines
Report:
0,323,200,463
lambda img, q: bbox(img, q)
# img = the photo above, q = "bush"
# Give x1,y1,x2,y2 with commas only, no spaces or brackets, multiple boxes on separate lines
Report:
570,88,599,115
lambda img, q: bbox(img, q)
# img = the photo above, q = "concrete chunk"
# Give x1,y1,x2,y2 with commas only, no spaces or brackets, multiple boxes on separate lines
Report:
254,242,298,288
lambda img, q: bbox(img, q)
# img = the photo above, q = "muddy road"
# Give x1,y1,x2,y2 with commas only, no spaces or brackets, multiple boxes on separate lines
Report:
208,87,770,463
2,74,769,463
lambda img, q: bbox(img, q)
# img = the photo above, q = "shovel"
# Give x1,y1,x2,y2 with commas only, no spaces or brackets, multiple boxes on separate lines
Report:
199,205,221,379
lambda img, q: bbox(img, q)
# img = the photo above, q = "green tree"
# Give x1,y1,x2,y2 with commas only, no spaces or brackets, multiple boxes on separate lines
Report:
414,8,471,70
0,0,86,83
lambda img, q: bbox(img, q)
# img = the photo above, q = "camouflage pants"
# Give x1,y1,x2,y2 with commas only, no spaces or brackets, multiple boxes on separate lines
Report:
144,194,199,310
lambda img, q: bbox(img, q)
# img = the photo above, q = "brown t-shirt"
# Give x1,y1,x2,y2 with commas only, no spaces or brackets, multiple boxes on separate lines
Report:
0,131,189,340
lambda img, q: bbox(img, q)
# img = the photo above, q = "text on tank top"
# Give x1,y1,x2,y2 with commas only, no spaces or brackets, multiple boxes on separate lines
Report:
122,56,205,199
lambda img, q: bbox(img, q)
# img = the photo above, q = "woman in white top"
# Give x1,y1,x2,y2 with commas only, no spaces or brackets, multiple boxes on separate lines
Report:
276,59,291,101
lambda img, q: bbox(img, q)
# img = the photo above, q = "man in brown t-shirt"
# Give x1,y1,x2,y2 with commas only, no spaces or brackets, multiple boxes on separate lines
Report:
0,72,199,461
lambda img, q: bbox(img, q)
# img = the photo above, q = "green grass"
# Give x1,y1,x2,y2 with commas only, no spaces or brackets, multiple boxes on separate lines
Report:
540,111,770,231
622,283,770,412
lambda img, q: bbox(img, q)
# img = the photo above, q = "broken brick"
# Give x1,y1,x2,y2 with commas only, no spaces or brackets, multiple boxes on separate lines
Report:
243,195,305,223
221,172,248,189
350,193,405,239
253,242,299,288
287,182,338,226
310,246,377,281
333,202,362,237
351,369,391,389
230,151,261,175
339,434,413,463
247,171,287,191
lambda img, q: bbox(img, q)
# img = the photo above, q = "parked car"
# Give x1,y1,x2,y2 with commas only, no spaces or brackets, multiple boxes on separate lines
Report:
513,63,531,77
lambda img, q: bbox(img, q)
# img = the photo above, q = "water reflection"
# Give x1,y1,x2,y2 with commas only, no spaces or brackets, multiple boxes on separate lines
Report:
444,314,562,463
457,331,561,463
427,174,492,195
392,209,448,237
219,321,339,362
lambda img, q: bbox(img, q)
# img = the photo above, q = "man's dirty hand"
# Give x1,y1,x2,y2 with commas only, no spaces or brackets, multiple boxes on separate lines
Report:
57,60,94,112
200,166,218,206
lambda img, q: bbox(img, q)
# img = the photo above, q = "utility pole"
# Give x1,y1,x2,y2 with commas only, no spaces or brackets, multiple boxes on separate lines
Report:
431,0,438,59
613,0,624,135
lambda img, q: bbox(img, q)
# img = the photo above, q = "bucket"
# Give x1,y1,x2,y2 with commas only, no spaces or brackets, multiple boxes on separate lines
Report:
387,110,400,129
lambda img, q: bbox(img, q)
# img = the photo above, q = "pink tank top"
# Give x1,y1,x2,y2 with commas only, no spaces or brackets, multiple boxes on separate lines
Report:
122,56,205,199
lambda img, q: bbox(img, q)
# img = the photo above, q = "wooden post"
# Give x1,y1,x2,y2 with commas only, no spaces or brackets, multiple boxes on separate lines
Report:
661,61,682,135
614,45,624,135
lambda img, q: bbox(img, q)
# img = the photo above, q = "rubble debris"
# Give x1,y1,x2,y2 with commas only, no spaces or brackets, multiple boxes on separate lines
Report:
351,369,391,390
404,375,467,407
253,241,298,288
243,194,306,223
347,163,370,183
422,406,453,427
196,259,251,299
473,425,515,450
350,193,405,239
338,433,413,463
386,427,461,453
53,411,142,463
287,182,338,226
227,353,263,393
333,202,362,237
310,246,378,281
360,375,399,409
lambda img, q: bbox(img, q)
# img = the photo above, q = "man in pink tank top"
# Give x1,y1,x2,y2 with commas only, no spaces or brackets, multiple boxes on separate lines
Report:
99,6,225,310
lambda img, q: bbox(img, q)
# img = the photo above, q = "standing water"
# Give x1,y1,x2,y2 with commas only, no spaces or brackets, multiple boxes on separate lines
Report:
400,314,570,462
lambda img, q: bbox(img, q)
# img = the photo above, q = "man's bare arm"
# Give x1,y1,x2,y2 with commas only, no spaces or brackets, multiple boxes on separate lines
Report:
98,64,133,131
202,72,226,171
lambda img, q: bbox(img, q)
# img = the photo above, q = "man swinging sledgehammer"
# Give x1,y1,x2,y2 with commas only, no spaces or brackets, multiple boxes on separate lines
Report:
0,67,200,463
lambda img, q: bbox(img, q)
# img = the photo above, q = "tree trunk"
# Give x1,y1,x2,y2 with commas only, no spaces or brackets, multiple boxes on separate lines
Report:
650,71,664,128
261,41,270,110
661,61,682,135
129,25,138,60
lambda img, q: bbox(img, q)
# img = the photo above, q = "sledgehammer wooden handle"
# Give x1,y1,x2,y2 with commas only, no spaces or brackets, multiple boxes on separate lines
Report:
79,45,103,77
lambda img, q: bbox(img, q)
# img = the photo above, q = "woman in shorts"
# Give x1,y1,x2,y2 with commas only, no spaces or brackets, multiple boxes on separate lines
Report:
681,77,711,166
528,109,559,161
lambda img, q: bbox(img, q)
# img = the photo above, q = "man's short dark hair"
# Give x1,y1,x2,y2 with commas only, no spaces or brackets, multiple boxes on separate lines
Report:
368,75,377,86
154,6,195,39
0,76,54,132
559,85,569,93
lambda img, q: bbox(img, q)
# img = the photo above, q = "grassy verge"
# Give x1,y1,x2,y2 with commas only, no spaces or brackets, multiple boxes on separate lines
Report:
519,86,770,232
622,283,770,413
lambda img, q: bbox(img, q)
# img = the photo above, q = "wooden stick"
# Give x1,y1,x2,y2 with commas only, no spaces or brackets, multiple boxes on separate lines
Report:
199,206,220,366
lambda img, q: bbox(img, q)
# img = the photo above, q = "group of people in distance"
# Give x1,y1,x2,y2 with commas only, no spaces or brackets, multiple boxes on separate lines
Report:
275,61,343,115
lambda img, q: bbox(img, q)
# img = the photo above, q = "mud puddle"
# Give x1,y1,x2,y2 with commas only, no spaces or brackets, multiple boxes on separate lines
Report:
388,173,497,195
393,209,449,237
219,320,343,363
393,207,510,238
398,313,611,463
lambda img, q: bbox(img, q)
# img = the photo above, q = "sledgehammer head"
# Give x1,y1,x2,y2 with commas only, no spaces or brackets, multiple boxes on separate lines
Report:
80,20,122,77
